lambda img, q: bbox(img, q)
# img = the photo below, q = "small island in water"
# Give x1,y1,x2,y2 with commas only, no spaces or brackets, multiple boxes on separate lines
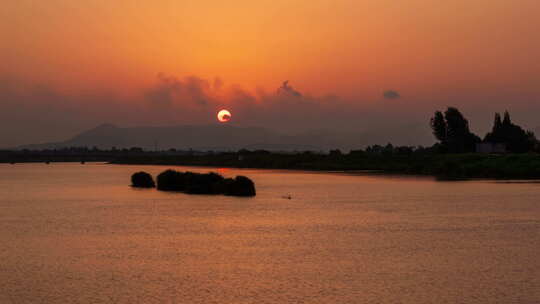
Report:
132,170,256,197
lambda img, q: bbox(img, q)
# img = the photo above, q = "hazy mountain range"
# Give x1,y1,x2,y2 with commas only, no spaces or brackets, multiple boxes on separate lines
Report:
15,123,435,152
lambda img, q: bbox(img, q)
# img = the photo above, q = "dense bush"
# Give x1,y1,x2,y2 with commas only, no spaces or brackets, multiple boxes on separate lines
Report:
225,176,256,197
131,171,155,188
156,170,186,191
156,170,256,196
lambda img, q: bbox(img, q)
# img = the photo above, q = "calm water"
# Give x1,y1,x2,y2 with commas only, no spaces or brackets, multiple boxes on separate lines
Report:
1,163,539,303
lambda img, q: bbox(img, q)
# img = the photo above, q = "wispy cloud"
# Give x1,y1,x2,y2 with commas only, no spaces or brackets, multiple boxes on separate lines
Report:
383,90,400,100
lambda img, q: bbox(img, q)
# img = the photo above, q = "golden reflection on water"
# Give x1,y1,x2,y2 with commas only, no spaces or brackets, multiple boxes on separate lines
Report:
0,163,539,303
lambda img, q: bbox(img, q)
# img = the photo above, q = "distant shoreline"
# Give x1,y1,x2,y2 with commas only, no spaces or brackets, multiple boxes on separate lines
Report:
3,150,540,180
109,152,540,180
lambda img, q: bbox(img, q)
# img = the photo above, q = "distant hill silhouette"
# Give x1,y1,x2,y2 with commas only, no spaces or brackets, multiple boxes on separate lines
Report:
15,123,434,151
16,124,330,151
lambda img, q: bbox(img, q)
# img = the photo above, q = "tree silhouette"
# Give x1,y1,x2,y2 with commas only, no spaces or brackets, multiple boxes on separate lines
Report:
493,113,502,133
444,107,470,139
430,107,480,153
484,111,537,153
430,111,447,142
503,111,511,127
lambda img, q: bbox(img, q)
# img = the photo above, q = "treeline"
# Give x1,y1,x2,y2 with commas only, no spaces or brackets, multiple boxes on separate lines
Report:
0,147,190,163
111,148,540,179
430,107,538,153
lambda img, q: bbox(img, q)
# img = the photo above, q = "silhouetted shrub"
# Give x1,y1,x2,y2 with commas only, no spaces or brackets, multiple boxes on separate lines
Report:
155,170,256,196
185,171,225,194
156,170,184,191
131,171,155,188
225,175,256,197
213,178,234,194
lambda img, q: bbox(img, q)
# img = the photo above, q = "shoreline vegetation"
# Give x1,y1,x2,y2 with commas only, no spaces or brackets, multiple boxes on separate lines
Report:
114,152,540,180
2,149,540,180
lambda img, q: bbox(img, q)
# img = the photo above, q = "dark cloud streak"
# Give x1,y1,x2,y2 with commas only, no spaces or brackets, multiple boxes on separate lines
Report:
277,80,302,97
383,90,400,100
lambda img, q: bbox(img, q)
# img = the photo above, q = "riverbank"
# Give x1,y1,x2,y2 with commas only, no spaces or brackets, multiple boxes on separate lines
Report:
4,149,540,180
111,152,540,180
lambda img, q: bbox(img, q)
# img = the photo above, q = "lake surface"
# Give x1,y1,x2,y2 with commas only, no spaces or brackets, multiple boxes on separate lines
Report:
1,163,539,303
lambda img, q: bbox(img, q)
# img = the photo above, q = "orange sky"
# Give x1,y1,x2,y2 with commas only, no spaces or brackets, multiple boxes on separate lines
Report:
3,0,540,99
1,1,540,147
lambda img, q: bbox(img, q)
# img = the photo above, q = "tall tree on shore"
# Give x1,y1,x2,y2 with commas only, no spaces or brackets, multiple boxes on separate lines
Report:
493,113,502,133
502,111,511,127
430,111,447,143
430,107,480,153
444,107,470,140
484,111,537,153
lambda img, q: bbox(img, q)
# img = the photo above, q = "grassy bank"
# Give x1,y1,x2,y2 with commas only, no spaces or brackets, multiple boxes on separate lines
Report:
112,152,540,180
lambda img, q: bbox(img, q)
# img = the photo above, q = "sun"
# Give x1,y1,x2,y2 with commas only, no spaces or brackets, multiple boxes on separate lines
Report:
217,109,232,123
